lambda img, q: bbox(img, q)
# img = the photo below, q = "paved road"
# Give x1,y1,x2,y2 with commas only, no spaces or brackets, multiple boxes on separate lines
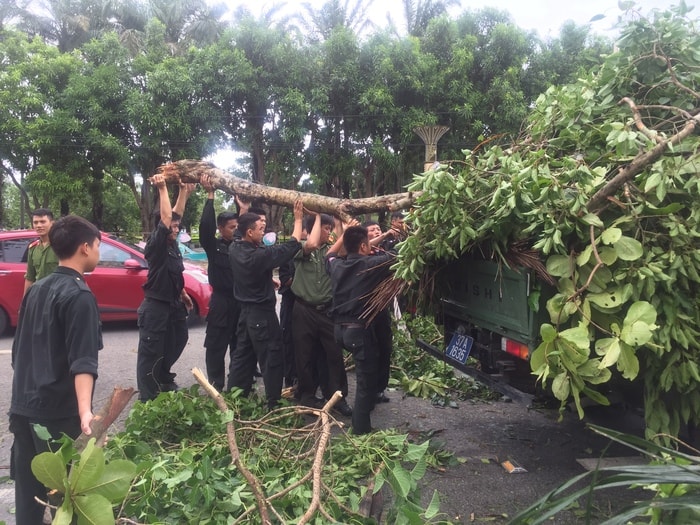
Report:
0,320,647,524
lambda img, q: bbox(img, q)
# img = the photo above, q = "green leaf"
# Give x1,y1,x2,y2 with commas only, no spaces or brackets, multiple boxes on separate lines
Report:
546,255,572,277
614,236,643,261
32,424,53,442
576,245,593,266
89,460,137,502
404,440,430,462
587,284,633,310
581,213,604,227
411,457,427,481
530,343,548,375
546,293,572,323
540,324,558,343
617,343,640,380
620,302,657,346
601,227,622,245
424,490,441,519
559,324,590,351
623,301,657,325
74,493,115,525
389,464,413,498
31,452,67,492
552,372,570,400
54,500,74,525
71,439,105,493
598,338,621,368
598,246,618,265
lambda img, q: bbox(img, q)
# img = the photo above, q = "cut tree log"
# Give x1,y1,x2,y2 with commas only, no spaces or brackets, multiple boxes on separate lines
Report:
156,160,420,221
74,387,136,450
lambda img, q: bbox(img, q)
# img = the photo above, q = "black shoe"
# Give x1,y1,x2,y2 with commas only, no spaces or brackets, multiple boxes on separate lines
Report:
161,382,180,392
333,399,353,417
376,391,390,403
300,396,324,410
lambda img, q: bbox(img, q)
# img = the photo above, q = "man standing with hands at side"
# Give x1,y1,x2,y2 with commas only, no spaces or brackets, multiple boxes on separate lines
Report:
199,174,240,391
10,215,102,524
136,174,195,401
23,208,58,295
228,199,304,409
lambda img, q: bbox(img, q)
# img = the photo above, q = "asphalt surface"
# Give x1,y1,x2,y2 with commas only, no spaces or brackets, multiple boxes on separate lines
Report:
0,320,647,524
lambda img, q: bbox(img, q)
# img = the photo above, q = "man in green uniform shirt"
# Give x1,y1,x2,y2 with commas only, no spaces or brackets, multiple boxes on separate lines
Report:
24,208,59,296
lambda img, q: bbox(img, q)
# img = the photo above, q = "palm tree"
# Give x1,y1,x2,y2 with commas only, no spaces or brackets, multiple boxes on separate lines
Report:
388,0,459,37
296,0,376,42
15,0,97,52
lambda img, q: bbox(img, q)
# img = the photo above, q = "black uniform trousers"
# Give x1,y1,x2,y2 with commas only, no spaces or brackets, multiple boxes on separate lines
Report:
374,307,393,393
279,290,297,389
294,301,347,404
335,323,378,435
204,291,241,391
9,413,81,525
228,303,284,408
137,297,189,401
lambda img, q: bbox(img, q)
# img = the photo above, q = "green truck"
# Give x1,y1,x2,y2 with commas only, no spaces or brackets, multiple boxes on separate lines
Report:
418,254,554,403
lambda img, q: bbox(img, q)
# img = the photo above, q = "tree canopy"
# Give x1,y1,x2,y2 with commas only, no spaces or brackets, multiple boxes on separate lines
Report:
0,0,609,232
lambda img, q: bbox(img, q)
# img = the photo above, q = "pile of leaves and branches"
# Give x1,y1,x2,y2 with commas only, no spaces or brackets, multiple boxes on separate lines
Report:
392,4,700,442
390,314,501,405
102,371,456,525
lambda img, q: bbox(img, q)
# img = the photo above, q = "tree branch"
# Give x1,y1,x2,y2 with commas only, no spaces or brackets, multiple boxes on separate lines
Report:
587,113,699,212
155,160,420,221
192,367,273,525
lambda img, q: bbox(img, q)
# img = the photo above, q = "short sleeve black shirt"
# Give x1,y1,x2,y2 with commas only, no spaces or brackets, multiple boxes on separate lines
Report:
11,267,102,419
142,222,185,303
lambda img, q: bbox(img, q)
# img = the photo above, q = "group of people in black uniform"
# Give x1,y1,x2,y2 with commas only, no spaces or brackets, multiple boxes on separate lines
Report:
9,174,406,523
136,174,405,435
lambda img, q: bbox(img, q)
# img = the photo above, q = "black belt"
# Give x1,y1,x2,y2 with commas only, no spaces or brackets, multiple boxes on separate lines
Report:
296,297,332,312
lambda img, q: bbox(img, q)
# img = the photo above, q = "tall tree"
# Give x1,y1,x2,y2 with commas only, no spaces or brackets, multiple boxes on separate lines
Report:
297,0,376,42
388,0,459,37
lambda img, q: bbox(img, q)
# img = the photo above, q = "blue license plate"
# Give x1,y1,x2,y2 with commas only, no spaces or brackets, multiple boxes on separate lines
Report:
445,333,474,365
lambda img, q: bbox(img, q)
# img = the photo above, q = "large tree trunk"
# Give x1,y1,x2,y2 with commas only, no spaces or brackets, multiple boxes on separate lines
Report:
156,160,420,221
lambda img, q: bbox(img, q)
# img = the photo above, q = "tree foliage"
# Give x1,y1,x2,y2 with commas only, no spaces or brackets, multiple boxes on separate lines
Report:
1,0,606,233
395,3,700,440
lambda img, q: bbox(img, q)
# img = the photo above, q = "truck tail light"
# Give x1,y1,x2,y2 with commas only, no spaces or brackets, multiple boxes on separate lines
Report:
501,338,529,360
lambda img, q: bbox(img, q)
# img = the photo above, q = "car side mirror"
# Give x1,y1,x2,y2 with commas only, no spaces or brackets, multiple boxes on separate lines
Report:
123,258,143,270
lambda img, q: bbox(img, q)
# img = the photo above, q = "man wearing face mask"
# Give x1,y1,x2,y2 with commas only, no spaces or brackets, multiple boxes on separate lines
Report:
136,174,195,401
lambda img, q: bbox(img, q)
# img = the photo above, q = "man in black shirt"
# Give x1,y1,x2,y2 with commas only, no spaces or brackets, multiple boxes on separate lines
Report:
10,215,102,524
136,174,194,401
199,174,240,391
228,200,304,409
326,225,394,434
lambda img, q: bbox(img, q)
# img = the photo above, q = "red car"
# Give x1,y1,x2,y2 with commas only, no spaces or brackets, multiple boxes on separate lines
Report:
0,229,211,335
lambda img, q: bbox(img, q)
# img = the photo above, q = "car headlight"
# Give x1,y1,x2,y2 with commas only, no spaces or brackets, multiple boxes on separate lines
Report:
184,269,209,284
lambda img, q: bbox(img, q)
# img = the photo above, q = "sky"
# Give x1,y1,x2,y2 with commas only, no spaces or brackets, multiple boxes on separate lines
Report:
217,0,697,38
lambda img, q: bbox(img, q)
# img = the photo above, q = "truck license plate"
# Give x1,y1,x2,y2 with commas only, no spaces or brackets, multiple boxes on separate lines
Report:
446,333,474,365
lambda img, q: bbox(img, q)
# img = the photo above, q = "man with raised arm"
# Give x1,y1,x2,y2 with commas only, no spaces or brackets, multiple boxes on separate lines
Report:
136,175,195,401
199,174,240,391
228,200,304,409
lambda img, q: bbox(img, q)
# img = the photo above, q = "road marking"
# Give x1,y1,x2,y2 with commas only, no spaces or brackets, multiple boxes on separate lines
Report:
0,349,11,355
